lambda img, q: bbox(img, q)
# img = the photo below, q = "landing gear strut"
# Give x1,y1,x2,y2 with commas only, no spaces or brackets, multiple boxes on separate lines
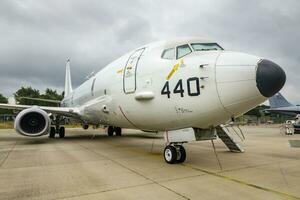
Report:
164,144,186,164
107,126,122,136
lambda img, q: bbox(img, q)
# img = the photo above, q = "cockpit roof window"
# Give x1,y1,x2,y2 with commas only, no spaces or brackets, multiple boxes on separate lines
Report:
161,48,175,59
191,43,224,51
176,44,192,59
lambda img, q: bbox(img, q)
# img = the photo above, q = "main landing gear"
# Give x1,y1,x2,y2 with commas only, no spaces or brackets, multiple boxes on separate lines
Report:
49,115,66,138
49,126,65,138
164,144,186,164
107,126,122,136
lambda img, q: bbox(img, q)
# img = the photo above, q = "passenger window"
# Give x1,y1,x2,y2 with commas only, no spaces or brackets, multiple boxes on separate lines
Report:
161,48,175,59
177,44,192,59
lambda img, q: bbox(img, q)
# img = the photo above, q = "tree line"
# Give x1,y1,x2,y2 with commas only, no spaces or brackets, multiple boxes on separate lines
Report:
0,86,64,115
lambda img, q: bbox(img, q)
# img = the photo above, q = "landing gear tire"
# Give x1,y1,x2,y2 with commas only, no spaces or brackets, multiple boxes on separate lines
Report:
115,127,122,136
108,126,114,136
49,127,55,138
59,127,65,138
164,145,177,164
176,145,186,163
82,124,89,130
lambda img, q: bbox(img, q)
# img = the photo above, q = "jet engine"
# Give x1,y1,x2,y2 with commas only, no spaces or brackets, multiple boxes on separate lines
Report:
14,107,50,137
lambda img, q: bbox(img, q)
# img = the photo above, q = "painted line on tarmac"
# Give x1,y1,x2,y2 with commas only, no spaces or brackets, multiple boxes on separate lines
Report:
59,182,154,200
184,164,300,200
0,141,17,168
76,142,190,200
63,131,299,199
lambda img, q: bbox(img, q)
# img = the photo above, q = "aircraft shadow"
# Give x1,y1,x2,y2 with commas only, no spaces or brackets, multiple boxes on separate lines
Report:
0,132,163,145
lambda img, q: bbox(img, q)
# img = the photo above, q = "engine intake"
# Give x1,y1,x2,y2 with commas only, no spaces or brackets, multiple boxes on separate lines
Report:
14,107,50,137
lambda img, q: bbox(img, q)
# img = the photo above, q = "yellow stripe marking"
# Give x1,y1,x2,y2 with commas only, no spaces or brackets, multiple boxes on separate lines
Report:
117,69,123,74
184,164,300,200
166,59,184,80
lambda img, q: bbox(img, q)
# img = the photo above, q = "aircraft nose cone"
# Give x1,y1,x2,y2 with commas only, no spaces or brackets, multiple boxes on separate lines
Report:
256,59,286,97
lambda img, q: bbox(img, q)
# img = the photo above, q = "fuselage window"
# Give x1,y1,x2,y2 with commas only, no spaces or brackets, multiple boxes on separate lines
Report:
176,44,192,59
161,48,175,59
191,43,224,51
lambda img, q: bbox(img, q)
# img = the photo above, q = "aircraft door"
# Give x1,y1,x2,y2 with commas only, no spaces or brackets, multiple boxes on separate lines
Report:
91,78,96,96
123,48,145,94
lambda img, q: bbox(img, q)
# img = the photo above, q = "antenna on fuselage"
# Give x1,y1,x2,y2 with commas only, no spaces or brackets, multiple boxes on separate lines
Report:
64,58,73,97
85,71,95,80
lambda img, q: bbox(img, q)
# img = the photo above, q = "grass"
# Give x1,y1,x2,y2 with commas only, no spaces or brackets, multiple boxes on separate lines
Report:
0,121,82,129
0,121,14,129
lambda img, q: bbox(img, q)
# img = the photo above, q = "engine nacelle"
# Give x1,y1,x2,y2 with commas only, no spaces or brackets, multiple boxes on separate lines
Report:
14,106,50,137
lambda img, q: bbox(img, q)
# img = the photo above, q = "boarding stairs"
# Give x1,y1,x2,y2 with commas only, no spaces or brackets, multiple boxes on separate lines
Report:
216,124,245,152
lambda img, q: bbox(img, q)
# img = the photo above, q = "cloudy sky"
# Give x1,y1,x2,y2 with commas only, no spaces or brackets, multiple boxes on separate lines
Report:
0,0,299,103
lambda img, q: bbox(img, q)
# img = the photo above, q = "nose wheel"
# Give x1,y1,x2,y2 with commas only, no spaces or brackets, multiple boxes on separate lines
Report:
164,145,186,164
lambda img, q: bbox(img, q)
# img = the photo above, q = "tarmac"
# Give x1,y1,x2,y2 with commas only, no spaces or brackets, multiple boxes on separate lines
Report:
0,125,299,200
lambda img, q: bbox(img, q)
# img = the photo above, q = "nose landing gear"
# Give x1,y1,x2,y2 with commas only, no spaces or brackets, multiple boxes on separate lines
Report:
164,144,186,164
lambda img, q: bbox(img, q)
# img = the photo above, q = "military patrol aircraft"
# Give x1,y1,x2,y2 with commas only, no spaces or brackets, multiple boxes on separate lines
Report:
267,93,300,116
0,37,286,164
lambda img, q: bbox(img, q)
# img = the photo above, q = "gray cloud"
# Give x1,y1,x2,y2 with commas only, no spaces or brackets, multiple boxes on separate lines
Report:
0,0,299,103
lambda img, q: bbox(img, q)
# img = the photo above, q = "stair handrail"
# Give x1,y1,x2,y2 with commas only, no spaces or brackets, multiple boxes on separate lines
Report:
222,123,245,142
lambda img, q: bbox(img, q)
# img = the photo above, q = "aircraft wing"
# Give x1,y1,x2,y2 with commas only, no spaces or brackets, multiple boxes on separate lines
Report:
18,97,61,104
266,107,300,116
0,103,80,117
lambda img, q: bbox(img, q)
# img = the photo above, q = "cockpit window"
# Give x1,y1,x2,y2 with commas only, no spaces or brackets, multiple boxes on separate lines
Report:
176,44,192,59
191,43,224,51
161,48,175,59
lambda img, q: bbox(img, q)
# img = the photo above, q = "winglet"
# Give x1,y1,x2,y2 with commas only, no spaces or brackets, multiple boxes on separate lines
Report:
64,59,73,97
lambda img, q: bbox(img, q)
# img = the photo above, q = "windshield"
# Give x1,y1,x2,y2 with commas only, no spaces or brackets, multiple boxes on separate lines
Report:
191,43,223,51
177,44,192,59
161,48,175,59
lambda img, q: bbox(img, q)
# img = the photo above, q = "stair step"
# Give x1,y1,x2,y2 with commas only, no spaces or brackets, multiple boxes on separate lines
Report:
216,125,244,153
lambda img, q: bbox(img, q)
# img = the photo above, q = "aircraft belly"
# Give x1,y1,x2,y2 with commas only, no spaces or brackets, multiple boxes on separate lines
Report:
80,95,135,128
